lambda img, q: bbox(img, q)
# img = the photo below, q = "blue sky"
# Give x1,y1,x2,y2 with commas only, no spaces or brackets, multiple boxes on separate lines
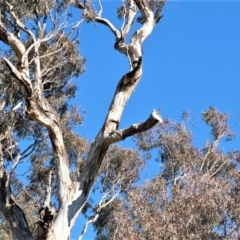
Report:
70,1,240,239
76,1,240,145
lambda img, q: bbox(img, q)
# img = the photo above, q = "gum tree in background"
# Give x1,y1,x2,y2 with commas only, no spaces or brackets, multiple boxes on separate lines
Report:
94,108,240,239
0,0,165,239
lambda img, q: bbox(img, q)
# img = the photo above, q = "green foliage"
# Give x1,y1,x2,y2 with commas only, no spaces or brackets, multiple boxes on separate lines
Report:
0,0,86,232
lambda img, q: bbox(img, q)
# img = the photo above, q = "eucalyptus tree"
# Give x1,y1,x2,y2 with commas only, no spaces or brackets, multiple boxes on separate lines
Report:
0,0,165,239
94,108,240,240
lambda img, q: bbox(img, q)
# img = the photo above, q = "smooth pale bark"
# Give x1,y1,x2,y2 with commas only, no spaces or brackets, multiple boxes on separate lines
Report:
0,1,164,239
51,2,161,239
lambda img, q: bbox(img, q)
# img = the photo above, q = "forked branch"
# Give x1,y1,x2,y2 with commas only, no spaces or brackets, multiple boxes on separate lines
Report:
105,110,163,144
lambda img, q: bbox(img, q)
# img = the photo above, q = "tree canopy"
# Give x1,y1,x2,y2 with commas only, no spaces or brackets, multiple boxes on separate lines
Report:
94,108,240,239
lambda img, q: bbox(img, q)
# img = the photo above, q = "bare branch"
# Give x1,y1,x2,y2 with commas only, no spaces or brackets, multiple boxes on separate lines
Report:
210,158,229,178
21,184,40,208
95,17,121,38
5,1,36,42
105,110,163,144
43,169,53,207
78,186,121,240
28,42,68,66
12,101,23,111
200,134,223,172
75,1,120,38
0,23,25,59
120,0,127,32
3,58,33,96
41,62,63,77
122,0,137,38
21,35,55,65
9,153,21,175
78,214,99,240
98,0,103,17
20,137,47,161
